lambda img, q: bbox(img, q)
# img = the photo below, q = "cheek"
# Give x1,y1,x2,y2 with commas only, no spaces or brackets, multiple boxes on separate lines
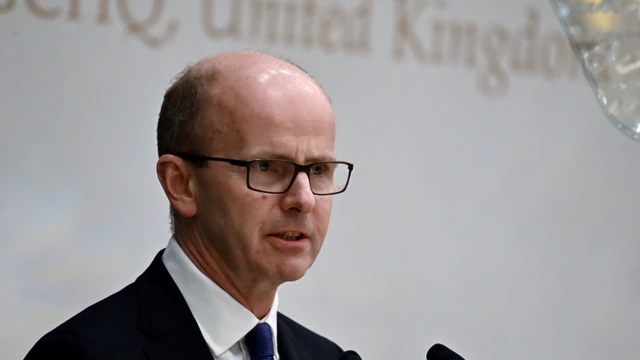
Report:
235,192,274,231
199,180,250,229
314,198,333,229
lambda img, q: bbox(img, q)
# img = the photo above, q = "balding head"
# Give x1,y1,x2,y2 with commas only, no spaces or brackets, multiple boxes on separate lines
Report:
157,51,330,159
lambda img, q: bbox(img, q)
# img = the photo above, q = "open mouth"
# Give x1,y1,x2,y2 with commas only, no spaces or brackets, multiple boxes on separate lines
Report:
272,232,305,241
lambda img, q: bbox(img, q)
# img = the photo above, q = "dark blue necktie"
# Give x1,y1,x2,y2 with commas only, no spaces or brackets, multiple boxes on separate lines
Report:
245,323,274,360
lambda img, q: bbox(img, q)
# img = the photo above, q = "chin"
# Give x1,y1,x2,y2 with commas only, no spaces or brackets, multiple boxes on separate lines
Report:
275,258,314,282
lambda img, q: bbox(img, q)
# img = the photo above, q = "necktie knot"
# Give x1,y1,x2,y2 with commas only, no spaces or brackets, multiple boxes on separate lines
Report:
246,323,274,360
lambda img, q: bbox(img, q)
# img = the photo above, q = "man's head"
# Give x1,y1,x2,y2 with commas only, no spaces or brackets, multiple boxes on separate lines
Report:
155,52,350,296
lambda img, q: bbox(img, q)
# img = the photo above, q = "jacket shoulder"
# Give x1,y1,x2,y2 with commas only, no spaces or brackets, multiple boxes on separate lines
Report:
25,282,142,359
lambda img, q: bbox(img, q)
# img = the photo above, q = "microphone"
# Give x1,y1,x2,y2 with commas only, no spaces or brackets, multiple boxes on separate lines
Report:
426,343,465,360
339,350,363,359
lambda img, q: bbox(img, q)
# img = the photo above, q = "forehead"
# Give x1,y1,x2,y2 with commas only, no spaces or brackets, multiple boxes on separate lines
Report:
202,70,335,161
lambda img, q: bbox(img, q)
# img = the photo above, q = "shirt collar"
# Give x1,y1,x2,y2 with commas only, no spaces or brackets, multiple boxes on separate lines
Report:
161,235,279,357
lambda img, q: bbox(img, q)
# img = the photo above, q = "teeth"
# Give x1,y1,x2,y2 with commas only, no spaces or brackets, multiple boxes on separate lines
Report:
276,232,302,240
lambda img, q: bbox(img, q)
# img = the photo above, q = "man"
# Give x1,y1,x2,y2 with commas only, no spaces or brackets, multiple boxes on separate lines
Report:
24,51,355,359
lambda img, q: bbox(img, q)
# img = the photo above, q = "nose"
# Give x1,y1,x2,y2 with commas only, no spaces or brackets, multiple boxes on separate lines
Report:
280,172,316,213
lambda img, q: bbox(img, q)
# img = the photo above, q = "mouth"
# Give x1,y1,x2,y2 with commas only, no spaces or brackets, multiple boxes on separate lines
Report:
270,231,306,241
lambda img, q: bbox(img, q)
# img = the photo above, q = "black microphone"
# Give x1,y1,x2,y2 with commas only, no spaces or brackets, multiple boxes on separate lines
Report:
426,343,465,360
339,350,363,359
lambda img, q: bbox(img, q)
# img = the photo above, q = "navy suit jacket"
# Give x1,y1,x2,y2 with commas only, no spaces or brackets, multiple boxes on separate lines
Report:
24,250,344,360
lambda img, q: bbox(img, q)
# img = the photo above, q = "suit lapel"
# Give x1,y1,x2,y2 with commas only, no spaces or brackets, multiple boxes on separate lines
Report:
135,250,213,360
143,322,213,360
277,313,311,360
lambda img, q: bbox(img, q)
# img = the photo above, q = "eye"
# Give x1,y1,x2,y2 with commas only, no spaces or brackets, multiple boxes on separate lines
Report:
256,161,271,171
310,164,325,174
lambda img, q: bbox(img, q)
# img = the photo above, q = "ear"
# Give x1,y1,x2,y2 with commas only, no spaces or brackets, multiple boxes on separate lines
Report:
156,155,198,218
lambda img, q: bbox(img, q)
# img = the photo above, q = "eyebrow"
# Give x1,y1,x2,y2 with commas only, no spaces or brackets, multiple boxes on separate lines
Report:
249,150,337,163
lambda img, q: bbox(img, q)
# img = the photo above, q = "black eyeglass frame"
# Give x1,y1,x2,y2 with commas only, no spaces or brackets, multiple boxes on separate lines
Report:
171,152,354,196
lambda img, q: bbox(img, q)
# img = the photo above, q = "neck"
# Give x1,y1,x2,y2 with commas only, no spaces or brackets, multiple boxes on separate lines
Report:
173,230,276,319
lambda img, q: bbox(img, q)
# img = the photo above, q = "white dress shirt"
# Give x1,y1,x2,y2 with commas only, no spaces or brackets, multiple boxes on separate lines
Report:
162,236,280,360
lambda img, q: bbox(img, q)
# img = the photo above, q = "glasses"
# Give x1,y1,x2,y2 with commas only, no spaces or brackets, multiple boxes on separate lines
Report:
172,153,354,196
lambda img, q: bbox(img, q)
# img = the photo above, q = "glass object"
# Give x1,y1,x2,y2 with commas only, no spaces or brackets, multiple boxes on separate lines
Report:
550,0,640,142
